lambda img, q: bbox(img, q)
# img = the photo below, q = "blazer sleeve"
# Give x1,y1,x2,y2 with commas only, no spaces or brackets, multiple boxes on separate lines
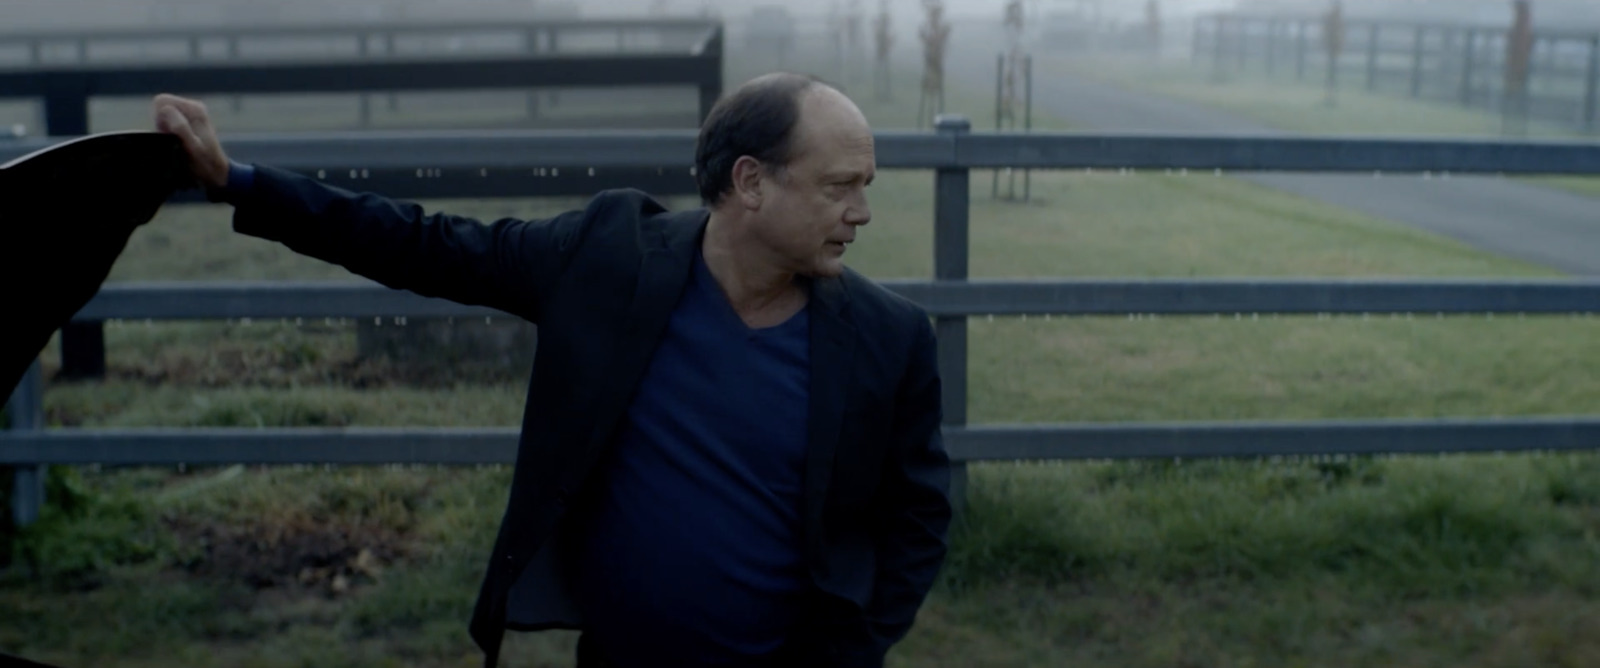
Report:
225,163,592,323
852,315,953,665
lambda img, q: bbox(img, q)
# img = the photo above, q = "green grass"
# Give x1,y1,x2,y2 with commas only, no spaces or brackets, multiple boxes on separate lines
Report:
1041,53,1600,199
925,455,1600,667
7,43,1600,668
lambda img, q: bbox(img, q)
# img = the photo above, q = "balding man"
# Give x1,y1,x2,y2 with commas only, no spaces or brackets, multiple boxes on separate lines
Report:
152,72,952,668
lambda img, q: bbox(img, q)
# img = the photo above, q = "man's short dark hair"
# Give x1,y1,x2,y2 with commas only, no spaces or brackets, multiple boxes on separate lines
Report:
694,72,824,206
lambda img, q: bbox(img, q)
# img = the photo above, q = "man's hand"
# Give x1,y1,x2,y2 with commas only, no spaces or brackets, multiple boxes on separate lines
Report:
152,94,230,191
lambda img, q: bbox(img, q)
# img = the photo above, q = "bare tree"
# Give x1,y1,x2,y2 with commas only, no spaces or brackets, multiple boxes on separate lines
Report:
828,2,847,84
1321,0,1344,107
918,0,951,126
1503,0,1533,135
845,0,866,84
1000,0,1026,129
1145,0,1162,56
874,0,895,101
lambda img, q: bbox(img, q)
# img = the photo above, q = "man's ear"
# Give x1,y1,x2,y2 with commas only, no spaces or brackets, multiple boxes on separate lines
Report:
730,155,765,209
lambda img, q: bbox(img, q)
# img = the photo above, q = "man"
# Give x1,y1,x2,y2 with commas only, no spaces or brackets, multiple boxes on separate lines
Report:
151,72,952,668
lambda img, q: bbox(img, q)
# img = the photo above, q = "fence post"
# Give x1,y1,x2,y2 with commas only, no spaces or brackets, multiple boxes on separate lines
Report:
1236,18,1249,70
531,27,550,119
992,53,1003,199
1410,26,1424,97
1365,23,1379,91
355,32,386,118
1461,28,1477,107
1191,15,1204,63
1265,19,1277,75
547,28,562,108
1586,35,1599,131
228,36,243,114
1023,55,1032,203
696,27,724,123
1211,15,1227,77
384,32,399,112
44,77,105,380
933,114,971,516
6,360,44,529
1296,20,1307,81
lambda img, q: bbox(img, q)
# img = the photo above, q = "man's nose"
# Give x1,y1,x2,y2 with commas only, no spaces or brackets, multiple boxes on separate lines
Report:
846,196,871,226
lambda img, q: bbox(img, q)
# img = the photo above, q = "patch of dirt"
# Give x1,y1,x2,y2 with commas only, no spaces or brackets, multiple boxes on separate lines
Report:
164,515,416,598
105,353,521,391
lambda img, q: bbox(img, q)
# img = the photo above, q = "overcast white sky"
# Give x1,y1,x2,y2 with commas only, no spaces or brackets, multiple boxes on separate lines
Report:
2,0,1244,32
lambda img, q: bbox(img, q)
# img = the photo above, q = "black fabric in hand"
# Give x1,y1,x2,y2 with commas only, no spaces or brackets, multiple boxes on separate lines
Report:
0,131,190,391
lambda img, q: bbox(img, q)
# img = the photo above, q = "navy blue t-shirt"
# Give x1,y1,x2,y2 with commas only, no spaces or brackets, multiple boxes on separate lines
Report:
575,249,811,666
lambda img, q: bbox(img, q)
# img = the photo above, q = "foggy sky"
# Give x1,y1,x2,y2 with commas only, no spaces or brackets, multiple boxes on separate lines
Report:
5,0,1243,32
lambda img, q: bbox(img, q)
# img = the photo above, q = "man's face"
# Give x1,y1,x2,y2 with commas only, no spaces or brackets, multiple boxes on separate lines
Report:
753,88,876,279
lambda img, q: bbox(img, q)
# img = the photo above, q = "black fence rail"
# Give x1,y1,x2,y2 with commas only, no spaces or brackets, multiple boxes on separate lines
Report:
0,19,726,136
0,17,718,66
8,119,1600,526
1193,12,1600,130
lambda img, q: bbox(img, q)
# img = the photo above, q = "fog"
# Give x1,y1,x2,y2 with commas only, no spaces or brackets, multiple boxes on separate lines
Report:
1234,0,1600,28
7,0,1600,35
1,0,1243,32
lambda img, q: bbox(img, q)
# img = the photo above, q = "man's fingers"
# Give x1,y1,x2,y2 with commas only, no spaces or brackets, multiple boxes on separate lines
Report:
173,97,211,126
157,106,190,140
153,93,228,189
159,106,207,157
153,94,210,132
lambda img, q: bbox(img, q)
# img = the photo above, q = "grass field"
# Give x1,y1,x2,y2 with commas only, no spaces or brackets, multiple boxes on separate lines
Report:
5,39,1600,668
1037,53,1600,199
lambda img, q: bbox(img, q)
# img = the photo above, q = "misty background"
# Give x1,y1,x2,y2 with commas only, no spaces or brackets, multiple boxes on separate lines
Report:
5,0,1600,31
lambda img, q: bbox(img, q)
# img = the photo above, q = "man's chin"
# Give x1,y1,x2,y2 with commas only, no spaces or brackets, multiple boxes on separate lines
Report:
808,257,847,279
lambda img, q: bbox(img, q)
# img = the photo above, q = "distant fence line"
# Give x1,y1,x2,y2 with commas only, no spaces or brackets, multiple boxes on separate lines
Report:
9,121,1600,527
0,17,725,139
0,18,721,66
1192,12,1600,130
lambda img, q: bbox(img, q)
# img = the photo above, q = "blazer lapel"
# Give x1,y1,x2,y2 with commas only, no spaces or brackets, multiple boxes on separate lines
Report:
571,210,708,476
803,274,856,565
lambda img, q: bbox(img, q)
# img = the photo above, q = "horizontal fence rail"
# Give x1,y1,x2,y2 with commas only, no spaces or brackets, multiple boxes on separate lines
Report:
0,18,723,73
65,279,1600,320
7,418,1600,465
0,53,720,96
0,18,721,44
9,119,1600,526
8,131,1597,174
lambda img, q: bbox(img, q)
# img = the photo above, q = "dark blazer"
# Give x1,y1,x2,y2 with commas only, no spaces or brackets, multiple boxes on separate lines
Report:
226,164,953,668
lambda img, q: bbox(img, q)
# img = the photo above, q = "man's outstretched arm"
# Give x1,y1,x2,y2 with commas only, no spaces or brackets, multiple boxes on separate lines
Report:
154,94,588,323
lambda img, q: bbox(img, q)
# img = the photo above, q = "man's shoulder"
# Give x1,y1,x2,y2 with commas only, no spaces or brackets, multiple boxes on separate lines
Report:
577,188,699,239
580,188,671,222
837,267,931,329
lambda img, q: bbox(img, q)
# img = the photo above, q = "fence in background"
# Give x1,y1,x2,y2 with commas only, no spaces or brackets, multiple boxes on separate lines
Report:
1192,12,1600,130
0,18,725,132
9,121,1600,526
0,18,724,380
0,18,717,66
